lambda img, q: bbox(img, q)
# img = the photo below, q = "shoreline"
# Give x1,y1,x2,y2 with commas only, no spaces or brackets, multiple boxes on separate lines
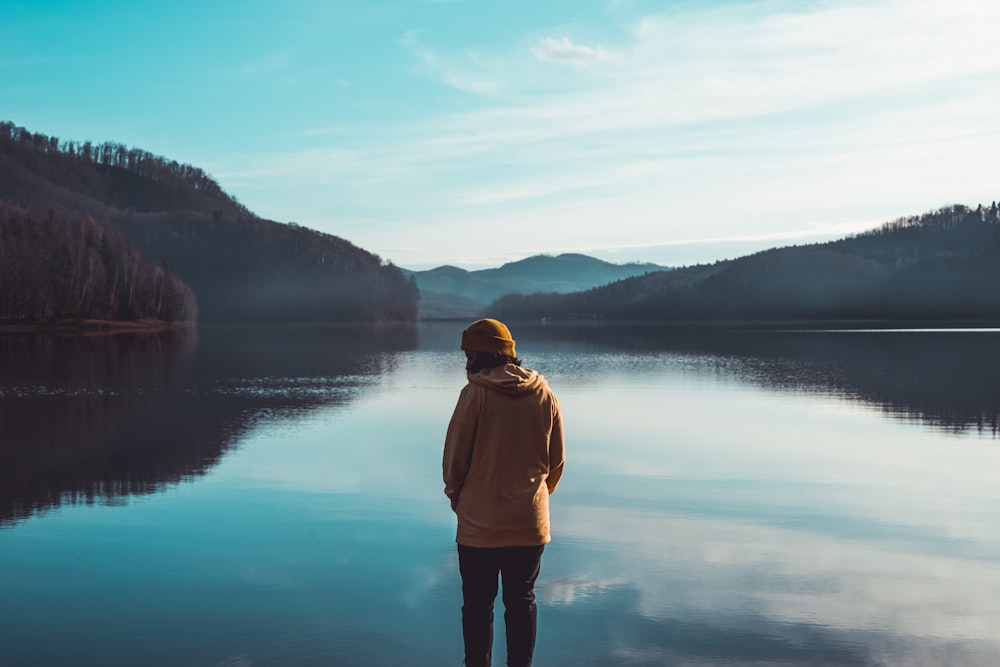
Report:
0,318,196,334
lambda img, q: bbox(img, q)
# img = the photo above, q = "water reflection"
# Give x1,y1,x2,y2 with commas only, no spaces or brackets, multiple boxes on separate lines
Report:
0,324,416,525
542,504,1000,666
506,323,1000,436
2,322,999,666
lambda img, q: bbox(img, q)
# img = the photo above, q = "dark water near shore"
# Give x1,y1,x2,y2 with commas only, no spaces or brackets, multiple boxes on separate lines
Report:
2,323,999,666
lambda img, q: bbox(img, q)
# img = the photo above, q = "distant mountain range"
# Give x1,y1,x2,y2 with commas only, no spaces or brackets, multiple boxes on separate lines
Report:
402,254,668,319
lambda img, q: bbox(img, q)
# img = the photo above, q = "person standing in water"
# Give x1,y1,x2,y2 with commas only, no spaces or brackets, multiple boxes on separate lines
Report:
443,318,565,667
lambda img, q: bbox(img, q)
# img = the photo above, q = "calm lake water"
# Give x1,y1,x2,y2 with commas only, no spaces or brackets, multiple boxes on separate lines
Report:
2,322,999,667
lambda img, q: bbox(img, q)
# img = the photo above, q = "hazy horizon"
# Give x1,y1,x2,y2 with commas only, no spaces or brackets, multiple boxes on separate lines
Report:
397,226,874,271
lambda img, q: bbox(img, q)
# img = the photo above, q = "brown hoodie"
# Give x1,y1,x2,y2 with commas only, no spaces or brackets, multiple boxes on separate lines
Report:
443,363,565,548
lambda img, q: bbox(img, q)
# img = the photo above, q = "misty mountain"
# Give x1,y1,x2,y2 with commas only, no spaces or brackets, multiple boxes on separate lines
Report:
489,203,1000,323
0,120,418,322
404,253,667,319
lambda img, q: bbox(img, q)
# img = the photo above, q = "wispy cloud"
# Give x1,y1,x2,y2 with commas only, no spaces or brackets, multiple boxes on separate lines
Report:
530,36,614,64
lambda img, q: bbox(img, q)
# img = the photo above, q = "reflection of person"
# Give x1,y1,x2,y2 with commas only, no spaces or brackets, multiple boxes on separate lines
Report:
443,318,565,667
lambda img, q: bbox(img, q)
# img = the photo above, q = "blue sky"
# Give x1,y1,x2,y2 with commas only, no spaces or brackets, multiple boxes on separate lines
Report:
4,0,1000,269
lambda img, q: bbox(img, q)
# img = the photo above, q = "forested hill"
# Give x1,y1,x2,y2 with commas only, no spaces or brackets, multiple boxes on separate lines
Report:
0,121,418,322
490,203,1000,323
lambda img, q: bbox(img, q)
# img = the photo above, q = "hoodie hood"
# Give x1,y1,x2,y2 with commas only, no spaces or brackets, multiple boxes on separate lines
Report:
468,363,546,396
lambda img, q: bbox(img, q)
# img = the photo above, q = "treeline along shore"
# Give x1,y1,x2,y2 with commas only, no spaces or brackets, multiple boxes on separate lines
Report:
0,203,196,328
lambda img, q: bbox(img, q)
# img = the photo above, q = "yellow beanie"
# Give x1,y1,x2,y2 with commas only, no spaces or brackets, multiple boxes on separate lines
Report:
461,318,516,357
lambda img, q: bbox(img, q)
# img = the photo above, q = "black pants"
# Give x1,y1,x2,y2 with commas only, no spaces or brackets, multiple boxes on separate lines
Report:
457,544,545,667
